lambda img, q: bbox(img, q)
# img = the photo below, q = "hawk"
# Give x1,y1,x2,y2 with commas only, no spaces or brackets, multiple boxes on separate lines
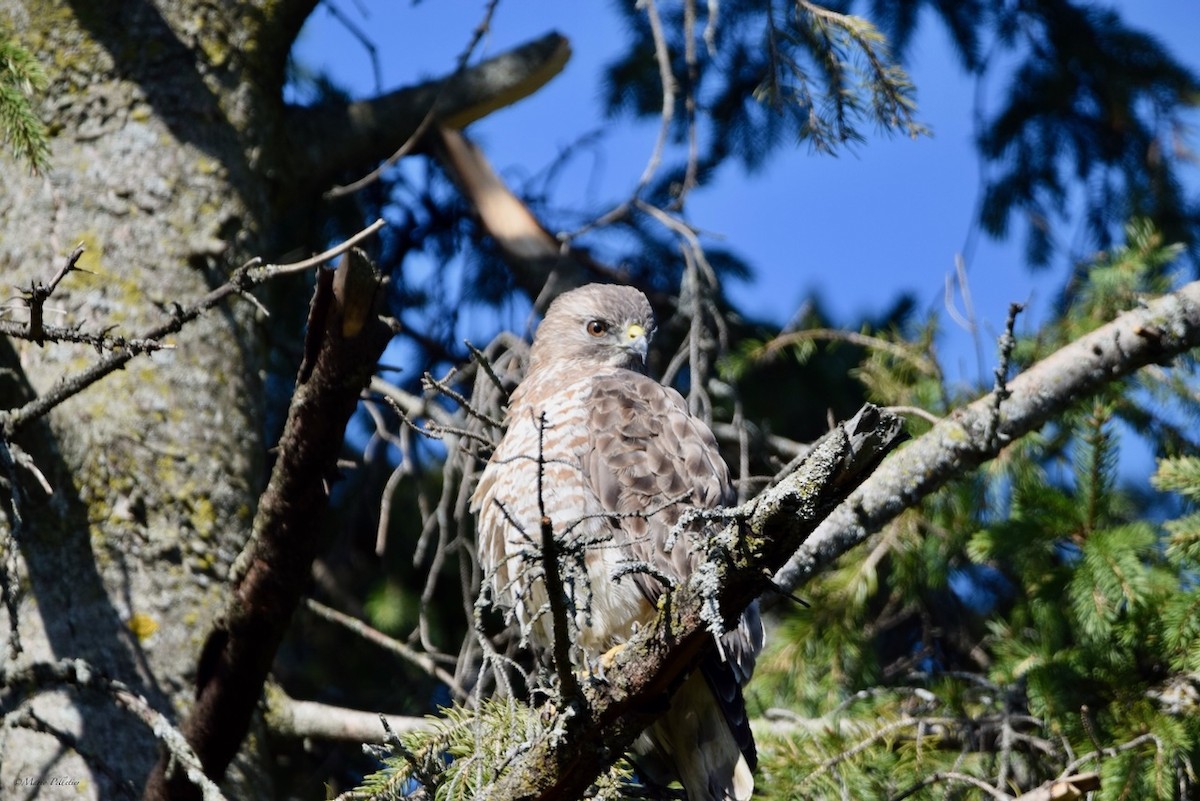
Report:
472,283,763,801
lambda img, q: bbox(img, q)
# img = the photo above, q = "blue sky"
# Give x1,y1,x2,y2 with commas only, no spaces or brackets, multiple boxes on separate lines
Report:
293,1,1200,388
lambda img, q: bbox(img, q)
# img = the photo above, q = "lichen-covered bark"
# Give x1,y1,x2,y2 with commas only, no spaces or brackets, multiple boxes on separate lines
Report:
0,1,288,796
145,253,393,801
0,2,572,797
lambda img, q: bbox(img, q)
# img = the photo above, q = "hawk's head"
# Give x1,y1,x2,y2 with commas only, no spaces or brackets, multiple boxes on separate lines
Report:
529,284,656,373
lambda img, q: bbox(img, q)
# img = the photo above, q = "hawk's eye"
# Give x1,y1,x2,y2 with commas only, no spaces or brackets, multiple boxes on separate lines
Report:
586,319,609,337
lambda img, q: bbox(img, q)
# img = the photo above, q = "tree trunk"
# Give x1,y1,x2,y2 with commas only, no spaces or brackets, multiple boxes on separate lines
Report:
0,1,292,796
0,2,568,797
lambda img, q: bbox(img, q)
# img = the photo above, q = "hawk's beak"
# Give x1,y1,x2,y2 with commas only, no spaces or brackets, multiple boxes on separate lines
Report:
624,323,649,362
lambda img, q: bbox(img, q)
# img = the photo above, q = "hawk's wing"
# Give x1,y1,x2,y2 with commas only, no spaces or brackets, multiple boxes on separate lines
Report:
582,370,762,798
583,371,732,586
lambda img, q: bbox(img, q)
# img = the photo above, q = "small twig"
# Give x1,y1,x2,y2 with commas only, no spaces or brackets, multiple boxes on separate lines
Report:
673,0,700,208
884,405,942,426
0,319,171,353
0,220,387,436
374,459,409,557
453,0,503,72
984,302,1024,447
732,399,750,504
319,0,382,93
760,573,810,608
636,0,676,194
247,218,385,279
703,0,719,54
466,340,510,405
752,327,941,378
711,421,811,461
325,115,438,199
889,770,1013,801
556,0,678,241
422,369,505,431
11,708,139,797
22,244,86,344
368,376,459,428
800,716,959,789
946,253,990,385
380,712,444,794
533,412,583,707
304,598,468,701
0,436,46,660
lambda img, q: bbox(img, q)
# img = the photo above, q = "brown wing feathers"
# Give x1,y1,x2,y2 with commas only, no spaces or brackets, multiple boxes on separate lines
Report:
584,369,760,776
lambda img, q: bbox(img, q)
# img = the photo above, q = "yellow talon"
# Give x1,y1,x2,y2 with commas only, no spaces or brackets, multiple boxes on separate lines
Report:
600,643,626,672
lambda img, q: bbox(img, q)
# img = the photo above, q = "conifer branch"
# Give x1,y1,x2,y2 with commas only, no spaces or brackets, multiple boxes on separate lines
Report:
774,278,1200,596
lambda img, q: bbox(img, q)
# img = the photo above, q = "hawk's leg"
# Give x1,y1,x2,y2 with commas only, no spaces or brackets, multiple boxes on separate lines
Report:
579,643,627,682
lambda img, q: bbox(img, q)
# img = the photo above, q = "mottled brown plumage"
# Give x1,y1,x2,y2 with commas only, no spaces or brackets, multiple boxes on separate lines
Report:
471,284,762,801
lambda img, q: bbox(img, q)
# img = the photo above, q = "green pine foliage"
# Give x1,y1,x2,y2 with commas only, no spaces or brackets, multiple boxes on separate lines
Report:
356,698,635,801
0,32,49,173
751,227,1200,799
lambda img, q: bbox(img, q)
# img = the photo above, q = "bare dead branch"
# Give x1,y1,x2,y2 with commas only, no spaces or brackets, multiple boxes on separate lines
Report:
144,251,393,801
247,218,385,280
434,128,604,307
676,0,701,207
532,411,584,708
752,326,941,378
422,367,504,431
263,683,433,742
890,770,1013,801
291,32,572,190
324,0,502,199
319,0,383,94
884,405,943,426
0,220,386,439
1010,773,1100,801
637,0,676,194
711,421,811,461
17,244,86,345
0,319,171,353
985,301,1024,447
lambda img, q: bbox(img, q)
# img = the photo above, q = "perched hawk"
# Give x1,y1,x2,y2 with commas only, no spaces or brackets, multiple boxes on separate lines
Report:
472,283,763,801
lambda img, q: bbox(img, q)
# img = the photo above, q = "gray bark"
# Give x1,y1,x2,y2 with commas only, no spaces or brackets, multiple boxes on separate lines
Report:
0,2,567,797
0,2,277,796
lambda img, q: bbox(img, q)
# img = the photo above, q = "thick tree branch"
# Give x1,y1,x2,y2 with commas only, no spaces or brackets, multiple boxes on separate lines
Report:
486,405,905,800
434,127,613,308
286,32,571,189
143,251,393,801
435,129,680,313
773,279,1200,596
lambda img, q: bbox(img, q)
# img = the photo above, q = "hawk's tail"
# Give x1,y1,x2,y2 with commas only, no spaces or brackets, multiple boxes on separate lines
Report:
639,669,755,801
700,650,757,771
